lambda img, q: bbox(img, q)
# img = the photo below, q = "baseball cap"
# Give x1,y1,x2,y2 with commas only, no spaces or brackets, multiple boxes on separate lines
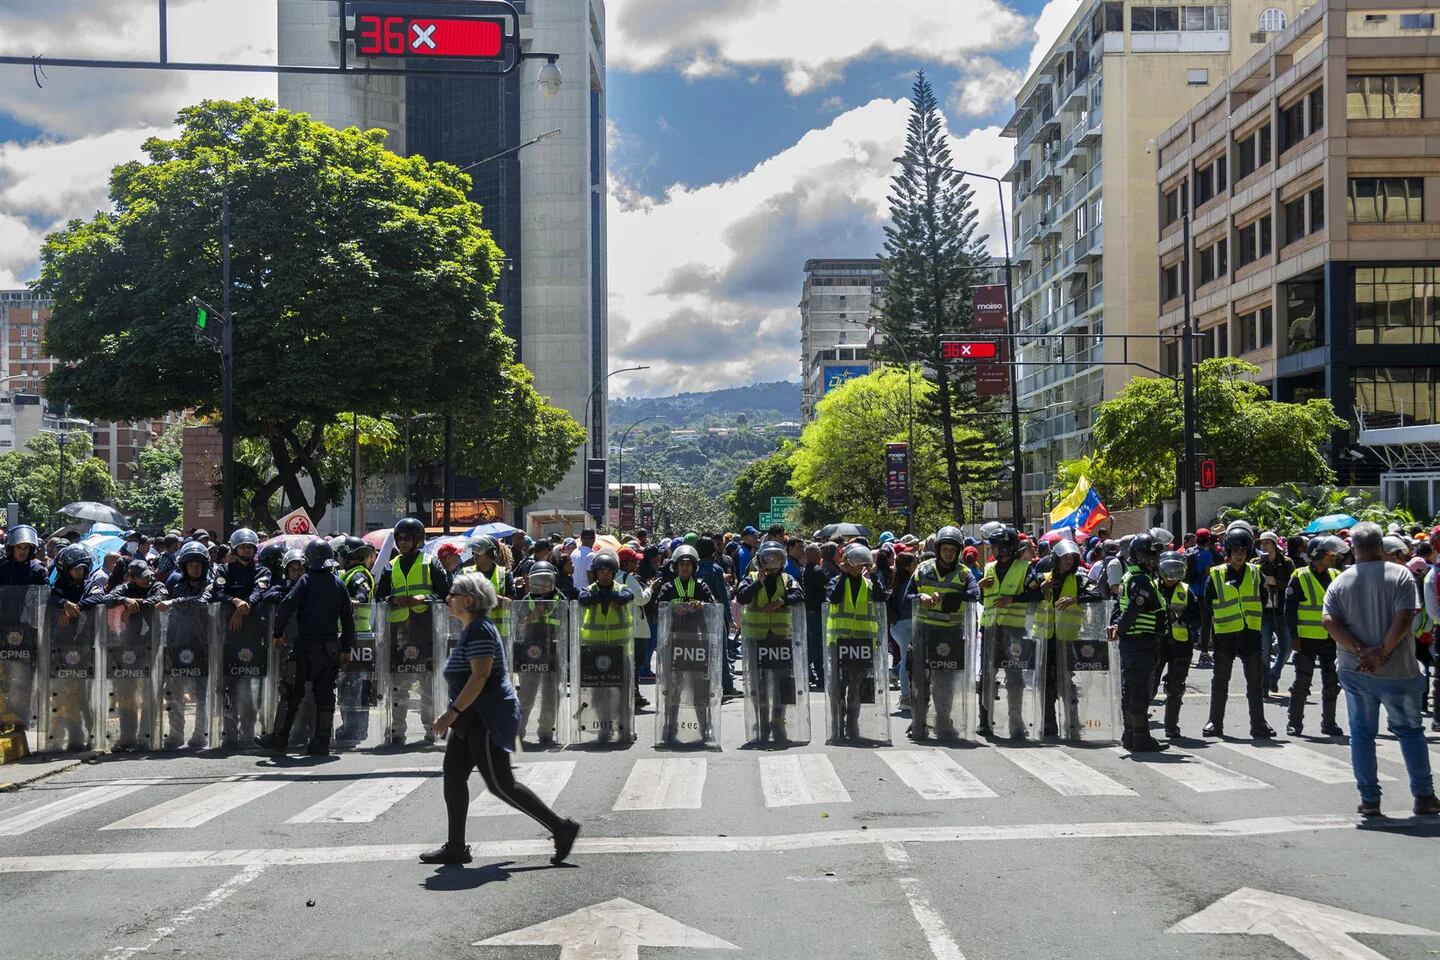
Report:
618,547,640,563
1195,528,1211,540
742,525,760,536
437,543,461,560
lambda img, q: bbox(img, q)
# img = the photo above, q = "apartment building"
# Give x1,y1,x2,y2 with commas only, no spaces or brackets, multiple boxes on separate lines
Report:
799,259,885,422
1003,0,1307,516
1153,0,1440,512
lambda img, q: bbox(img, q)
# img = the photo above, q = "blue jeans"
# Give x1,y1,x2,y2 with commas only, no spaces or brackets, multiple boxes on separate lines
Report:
1339,670,1434,803
1261,608,1292,686
892,619,913,701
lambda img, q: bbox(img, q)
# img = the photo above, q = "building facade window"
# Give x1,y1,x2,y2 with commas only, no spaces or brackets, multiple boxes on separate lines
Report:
1284,197,1307,244
1309,87,1324,132
1286,281,1325,352
1196,239,1227,285
1353,266,1440,344
1131,5,1229,30
1353,367,1440,426
1279,100,1305,151
1309,185,1325,232
1236,215,1273,266
1235,124,1272,179
1161,183,1186,227
1346,75,1423,119
1347,177,1424,222
1161,263,1183,301
1259,7,1287,31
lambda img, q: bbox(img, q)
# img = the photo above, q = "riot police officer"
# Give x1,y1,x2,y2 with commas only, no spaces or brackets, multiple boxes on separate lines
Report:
0,525,48,739
375,517,446,744
1039,538,1103,739
825,542,886,742
158,541,216,749
207,528,271,748
655,544,720,744
1113,534,1167,752
335,536,377,745
735,540,805,744
258,539,355,756
908,526,979,741
514,560,565,745
48,544,105,751
100,560,166,750
1201,527,1276,739
1285,535,1347,737
977,526,1039,739
468,535,514,647
576,552,634,743
1152,550,1194,739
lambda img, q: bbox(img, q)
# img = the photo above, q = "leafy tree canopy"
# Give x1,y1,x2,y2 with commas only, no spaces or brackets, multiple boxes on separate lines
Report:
0,432,115,528
115,419,190,532
724,444,795,531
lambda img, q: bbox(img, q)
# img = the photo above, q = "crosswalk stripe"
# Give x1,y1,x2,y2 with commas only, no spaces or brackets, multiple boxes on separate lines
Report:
472,762,577,817
759,754,851,807
1373,738,1440,771
1119,748,1271,793
286,769,435,824
1217,740,1393,785
101,777,288,830
0,781,164,837
998,747,1136,796
612,759,707,811
879,751,997,800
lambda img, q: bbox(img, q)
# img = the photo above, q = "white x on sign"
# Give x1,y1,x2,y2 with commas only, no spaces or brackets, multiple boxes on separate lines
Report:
958,344,976,356
411,23,437,50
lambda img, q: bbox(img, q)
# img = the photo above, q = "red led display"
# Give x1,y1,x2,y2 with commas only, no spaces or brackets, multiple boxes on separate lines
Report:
355,14,505,59
940,339,1001,361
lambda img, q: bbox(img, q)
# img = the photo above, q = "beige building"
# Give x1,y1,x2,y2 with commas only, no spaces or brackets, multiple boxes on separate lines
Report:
1003,0,1309,516
1153,0,1440,511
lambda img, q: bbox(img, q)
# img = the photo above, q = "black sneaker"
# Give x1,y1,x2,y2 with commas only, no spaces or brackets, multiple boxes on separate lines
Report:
1197,653,1214,668
420,843,473,865
254,733,287,754
1414,794,1440,816
1202,720,1222,738
1319,722,1345,737
552,819,581,865
1357,800,1383,818
1286,721,1303,737
1251,723,1277,740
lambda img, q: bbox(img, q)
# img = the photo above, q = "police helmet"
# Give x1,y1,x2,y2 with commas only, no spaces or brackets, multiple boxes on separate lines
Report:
127,559,152,580
1158,550,1187,581
979,521,1006,541
228,528,259,549
757,541,786,570
1225,519,1255,537
590,552,620,577
176,541,211,573
1309,535,1348,562
987,526,1021,557
469,535,498,558
1052,539,1081,562
672,544,700,566
393,517,425,542
1148,527,1174,547
304,539,335,569
257,542,286,577
56,543,93,576
843,542,872,567
935,526,964,550
282,548,306,573
337,536,373,565
526,561,557,593
1225,527,1255,555
1128,533,1161,569
7,525,38,550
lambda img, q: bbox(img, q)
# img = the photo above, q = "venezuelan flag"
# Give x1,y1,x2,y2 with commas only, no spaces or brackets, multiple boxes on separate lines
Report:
1049,476,1111,535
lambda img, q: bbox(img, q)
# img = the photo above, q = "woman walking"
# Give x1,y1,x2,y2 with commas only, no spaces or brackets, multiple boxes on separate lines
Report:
421,571,580,866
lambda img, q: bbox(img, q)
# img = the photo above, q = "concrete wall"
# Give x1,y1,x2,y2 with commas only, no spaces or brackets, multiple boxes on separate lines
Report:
181,426,222,534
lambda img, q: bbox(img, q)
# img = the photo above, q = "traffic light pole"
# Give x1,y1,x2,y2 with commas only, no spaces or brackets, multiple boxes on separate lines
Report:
1180,212,1198,534
220,177,235,541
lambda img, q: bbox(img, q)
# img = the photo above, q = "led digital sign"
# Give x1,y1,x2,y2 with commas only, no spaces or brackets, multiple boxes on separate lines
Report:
354,14,505,60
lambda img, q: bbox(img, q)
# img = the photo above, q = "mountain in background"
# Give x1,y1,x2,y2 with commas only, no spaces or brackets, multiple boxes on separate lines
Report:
610,380,800,424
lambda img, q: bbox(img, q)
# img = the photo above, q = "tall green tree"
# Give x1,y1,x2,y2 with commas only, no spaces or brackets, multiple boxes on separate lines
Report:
879,72,999,522
36,98,513,529
0,432,115,527
724,444,795,530
115,420,190,532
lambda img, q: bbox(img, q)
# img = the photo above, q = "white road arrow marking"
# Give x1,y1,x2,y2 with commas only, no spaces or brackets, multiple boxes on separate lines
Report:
1169,887,1438,960
475,897,738,960
411,23,437,50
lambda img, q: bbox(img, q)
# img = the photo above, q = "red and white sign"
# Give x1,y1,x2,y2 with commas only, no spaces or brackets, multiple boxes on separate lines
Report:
940,339,1000,361
354,14,505,59
277,507,316,536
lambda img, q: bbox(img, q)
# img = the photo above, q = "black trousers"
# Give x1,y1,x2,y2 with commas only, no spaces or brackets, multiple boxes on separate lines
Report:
1289,636,1338,726
1150,638,1192,729
1117,635,1157,720
1209,628,1267,729
443,722,565,847
273,637,341,749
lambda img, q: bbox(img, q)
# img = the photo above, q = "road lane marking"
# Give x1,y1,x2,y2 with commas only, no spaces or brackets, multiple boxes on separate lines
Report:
1217,741,1393,785
1373,738,1440,771
998,747,1136,796
286,768,435,824
613,759,706,811
473,761,576,817
101,777,288,830
101,864,266,959
0,815,1359,873
1117,748,1271,793
0,780,163,836
759,754,850,807
879,751,997,800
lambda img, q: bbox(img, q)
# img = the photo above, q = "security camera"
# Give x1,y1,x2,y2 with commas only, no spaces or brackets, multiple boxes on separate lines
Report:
537,60,562,97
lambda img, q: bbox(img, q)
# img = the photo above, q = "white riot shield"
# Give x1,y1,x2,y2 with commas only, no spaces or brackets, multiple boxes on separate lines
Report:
380,600,443,745
335,601,385,750
41,597,101,753
979,603,1045,740
156,601,216,750
822,600,891,745
742,605,810,746
655,602,723,749
217,603,272,748
510,598,571,748
0,586,46,755
571,599,635,746
908,600,973,742
1053,601,1120,742
98,601,159,752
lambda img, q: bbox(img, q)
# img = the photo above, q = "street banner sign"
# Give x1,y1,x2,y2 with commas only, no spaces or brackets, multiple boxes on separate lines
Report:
430,499,501,527
620,485,637,531
276,507,316,536
971,283,1010,397
585,459,607,521
640,502,655,530
886,443,910,511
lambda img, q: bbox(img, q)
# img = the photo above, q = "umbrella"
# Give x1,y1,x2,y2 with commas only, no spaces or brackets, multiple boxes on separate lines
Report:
593,534,623,554
1304,514,1357,534
465,521,520,540
362,529,390,551
79,534,126,566
815,523,872,541
57,501,127,526
89,522,124,537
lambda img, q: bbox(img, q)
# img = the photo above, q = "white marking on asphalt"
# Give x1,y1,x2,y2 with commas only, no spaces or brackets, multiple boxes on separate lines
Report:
1169,886,1439,960
101,863,267,959
883,840,967,958
998,747,1136,796
1218,740,1393,785
1117,748,1271,793
880,751,997,800
473,761,576,817
100,777,288,830
882,842,910,863
613,759,706,811
0,815,1360,873
474,897,739,959
285,768,435,824
1373,737,1440,771
0,780,163,836
759,754,850,807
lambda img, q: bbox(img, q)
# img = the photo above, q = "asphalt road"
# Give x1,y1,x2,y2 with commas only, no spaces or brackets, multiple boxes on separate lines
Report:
2,670,1438,960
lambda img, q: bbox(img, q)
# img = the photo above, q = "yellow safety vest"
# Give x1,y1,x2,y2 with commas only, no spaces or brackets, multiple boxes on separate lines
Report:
483,564,510,640
671,578,697,603
1210,563,1262,634
1291,567,1333,640
980,560,1029,628
827,577,877,643
913,561,971,628
1044,573,1083,641
386,554,432,623
340,565,374,633
742,576,793,634
1167,582,1190,642
1119,566,1160,637
580,595,632,645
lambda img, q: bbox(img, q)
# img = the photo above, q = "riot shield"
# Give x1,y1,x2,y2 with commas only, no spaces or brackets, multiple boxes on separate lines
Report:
269,597,321,748
335,600,385,750
380,600,442,745
908,600,973,742
821,600,891,745
0,586,46,755
655,602,723,749
741,605,810,746
1052,600,1120,742
978,603,1045,740
99,601,158,752
157,600,216,750
41,596,100,753
510,598,571,748
216,603,273,748
570,599,635,746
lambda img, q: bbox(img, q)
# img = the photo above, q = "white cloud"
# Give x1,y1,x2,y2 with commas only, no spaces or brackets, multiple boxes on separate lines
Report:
607,97,1011,396
1026,0,1083,74
0,211,44,288
609,0,1030,94
948,57,1026,117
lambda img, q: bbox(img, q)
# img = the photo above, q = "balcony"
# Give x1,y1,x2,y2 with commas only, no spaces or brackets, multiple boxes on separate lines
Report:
1059,163,1103,217
1016,340,1103,399
1077,110,1103,146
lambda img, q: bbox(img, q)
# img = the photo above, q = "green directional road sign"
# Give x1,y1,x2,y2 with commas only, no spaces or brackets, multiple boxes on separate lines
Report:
758,512,780,527
770,496,799,512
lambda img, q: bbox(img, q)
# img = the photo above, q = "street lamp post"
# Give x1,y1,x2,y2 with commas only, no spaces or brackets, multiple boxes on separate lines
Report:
583,365,651,459
842,316,915,534
616,416,660,533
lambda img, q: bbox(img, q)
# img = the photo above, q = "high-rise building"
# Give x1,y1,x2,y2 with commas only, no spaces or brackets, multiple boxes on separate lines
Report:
277,0,607,517
1152,0,1440,512
1003,0,1307,516
799,259,884,421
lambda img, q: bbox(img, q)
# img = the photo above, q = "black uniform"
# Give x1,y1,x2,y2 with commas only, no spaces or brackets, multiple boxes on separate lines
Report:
0,555,49,733
735,570,807,742
270,567,357,753
1201,563,1270,736
207,559,272,746
1150,580,1196,735
1114,563,1166,746
825,572,887,741
1038,569,1104,738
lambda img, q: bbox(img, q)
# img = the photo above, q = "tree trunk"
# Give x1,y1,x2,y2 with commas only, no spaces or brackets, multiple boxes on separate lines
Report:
935,369,967,525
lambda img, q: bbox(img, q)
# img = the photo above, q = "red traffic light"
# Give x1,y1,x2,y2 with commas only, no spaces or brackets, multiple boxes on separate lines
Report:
1199,459,1218,490
355,14,505,59
940,339,1001,361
